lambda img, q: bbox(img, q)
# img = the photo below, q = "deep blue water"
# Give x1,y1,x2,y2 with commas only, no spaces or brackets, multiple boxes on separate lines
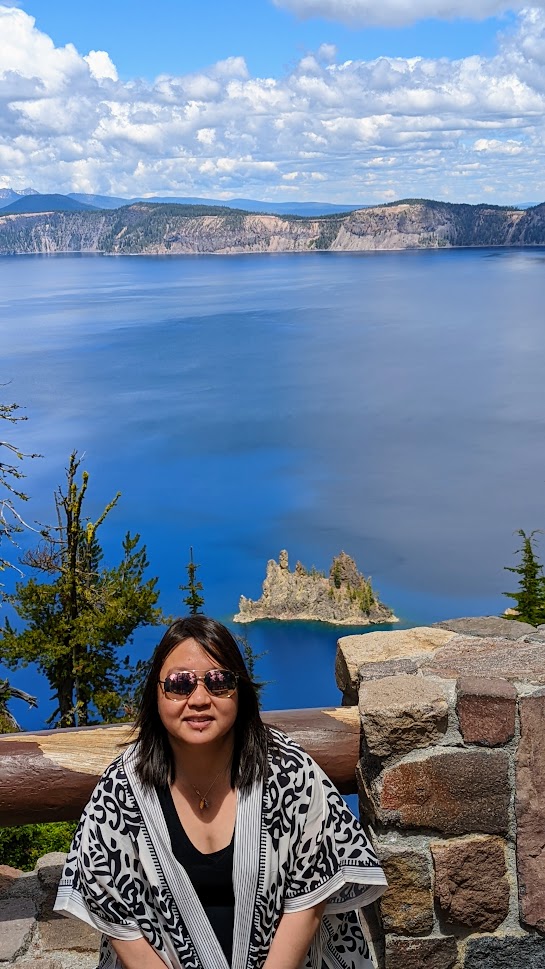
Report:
2,248,545,732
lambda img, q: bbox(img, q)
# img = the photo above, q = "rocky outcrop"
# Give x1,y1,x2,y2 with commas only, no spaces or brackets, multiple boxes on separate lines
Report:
2,199,545,255
234,549,396,625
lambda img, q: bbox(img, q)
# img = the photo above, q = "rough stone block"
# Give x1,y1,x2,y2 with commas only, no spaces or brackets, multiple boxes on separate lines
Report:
434,616,535,639
516,692,545,932
385,936,458,969
375,749,509,834
456,676,516,746
14,960,64,969
336,627,454,701
38,915,101,953
424,635,545,685
36,854,67,920
379,848,434,935
5,871,40,904
360,675,448,757
464,933,545,968
0,896,36,961
0,864,23,897
358,657,421,683
431,835,509,930
36,853,68,880
521,632,545,644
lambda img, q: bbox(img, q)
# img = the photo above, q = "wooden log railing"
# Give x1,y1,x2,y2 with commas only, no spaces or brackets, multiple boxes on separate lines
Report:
0,707,360,827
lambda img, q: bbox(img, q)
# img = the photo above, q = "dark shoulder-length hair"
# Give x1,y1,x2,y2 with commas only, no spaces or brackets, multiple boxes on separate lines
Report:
132,616,269,791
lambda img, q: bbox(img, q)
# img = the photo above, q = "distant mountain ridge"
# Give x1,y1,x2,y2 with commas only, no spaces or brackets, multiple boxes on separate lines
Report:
1,194,97,214
0,187,540,217
68,193,364,217
1,197,545,255
1,187,539,215
0,188,364,217
0,187,39,206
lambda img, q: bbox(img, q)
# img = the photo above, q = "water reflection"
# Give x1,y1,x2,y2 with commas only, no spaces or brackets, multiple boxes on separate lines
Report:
2,249,545,731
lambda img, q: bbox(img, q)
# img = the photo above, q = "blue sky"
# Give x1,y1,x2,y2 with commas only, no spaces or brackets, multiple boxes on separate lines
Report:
1,0,544,204
16,0,509,78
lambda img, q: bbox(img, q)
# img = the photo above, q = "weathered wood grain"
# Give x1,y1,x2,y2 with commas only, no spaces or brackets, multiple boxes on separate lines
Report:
0,707,359,825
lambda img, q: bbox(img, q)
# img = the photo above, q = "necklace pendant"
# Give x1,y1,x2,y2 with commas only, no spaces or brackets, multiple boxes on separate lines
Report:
199,796,208,810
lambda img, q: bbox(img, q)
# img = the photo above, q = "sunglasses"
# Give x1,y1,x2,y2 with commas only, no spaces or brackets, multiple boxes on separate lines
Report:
159,668,239,701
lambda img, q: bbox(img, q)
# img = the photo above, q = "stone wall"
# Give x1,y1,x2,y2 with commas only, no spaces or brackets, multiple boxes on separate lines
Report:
0,853,99,967
336,616,545,969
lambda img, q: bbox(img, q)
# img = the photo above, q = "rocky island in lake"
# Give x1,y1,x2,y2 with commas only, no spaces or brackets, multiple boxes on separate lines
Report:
234,549,396,625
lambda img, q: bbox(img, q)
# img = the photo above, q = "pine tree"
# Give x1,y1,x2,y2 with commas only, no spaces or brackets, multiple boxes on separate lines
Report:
180,546,205,615
1,395,42,728
503,529,545,626
0,679,37,733
178,550,267,703
0,398,40,589
0,452,164,726
234,632,267,707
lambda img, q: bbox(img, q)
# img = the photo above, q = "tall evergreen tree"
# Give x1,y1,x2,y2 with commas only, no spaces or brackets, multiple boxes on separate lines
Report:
503,529,545,626
0,397,40,588
0,452,164,726
1,395,42,729
180,546,205,615
178,549,266,700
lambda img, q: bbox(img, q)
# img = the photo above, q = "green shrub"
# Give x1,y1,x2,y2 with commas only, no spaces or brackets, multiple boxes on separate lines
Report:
0,821,77,871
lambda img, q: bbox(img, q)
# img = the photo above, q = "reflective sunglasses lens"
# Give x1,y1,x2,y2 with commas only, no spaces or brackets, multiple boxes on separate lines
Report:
164,671,197,698
204,670,237,696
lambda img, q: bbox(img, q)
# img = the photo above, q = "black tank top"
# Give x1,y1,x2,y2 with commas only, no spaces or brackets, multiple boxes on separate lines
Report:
156,784,235,966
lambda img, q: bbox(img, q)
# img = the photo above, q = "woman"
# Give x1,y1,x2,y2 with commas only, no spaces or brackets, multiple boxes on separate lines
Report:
55,616,387,969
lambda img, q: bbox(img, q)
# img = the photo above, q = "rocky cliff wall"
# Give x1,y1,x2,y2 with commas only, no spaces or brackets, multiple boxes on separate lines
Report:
1,200,545,255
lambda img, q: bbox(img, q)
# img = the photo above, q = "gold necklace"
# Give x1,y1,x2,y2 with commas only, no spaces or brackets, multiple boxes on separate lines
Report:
187,759,231,811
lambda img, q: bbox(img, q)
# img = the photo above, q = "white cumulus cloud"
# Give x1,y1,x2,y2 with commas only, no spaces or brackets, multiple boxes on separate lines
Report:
1,3,545,203
474,137,525,151
272,0,545,27
84,50,118,82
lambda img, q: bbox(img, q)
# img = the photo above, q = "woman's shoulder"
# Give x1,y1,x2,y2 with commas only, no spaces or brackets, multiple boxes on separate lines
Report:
266,727,319,778
85,743,137,809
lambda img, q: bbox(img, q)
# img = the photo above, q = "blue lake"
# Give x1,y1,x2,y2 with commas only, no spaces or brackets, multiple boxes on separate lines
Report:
2,248,545,731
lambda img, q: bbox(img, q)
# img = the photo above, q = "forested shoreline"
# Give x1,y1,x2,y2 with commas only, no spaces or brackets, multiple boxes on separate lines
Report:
2,198,545,255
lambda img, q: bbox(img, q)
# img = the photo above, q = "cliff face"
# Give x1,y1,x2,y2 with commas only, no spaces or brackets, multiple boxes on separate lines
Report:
330,202,526,250
0,210,111,254
1,200,545,255
234,549,396,625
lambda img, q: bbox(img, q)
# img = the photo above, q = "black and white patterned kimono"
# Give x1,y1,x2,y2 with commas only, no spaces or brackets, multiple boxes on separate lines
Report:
55,729,387,969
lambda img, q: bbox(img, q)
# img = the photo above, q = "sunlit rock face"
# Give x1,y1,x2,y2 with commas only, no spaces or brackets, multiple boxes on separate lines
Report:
3,201,545,255
234,549,396,625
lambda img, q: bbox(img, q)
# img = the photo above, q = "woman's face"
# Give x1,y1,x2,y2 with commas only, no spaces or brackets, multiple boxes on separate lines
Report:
157,637,238,751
